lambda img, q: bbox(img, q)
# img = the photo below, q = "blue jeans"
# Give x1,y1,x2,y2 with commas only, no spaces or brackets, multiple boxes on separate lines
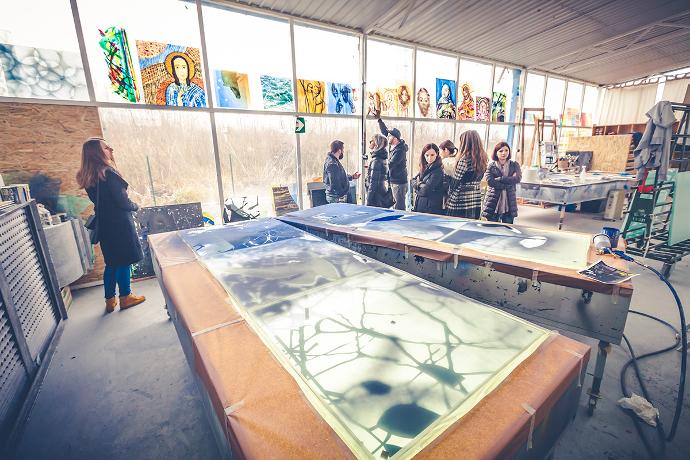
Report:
103,265,132,299
325,194,347,204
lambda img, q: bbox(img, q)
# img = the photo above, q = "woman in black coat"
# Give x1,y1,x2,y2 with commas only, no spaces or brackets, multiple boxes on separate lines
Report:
77,137,146,313
365,134,390,207
482,141,522,224
412,143,444,215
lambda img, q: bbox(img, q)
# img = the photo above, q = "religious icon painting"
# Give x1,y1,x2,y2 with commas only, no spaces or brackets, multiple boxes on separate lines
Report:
475,96,491,121
215,70,250,108
135,41,206,107
297,79,326,113
327,82,355,115
435,78,457,119
416,87,433,118
366,90,382,117
396,83,412,117
381,87,398,117
458,82,475,120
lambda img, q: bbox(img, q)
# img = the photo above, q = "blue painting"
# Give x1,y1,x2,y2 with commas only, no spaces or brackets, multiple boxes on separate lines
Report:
435,78,456,119
214,70,250,108
327,82,355,114
260,75,294,111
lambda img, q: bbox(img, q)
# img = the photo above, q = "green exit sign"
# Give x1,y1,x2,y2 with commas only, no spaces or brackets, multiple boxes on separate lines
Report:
295,116,306,134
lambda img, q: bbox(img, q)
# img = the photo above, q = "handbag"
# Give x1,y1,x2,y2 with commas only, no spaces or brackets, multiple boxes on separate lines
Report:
85,180,100,244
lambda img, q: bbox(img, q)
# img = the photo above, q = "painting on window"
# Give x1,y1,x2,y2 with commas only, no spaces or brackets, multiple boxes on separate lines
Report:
366,90,382,116
416,87,432,118
99,27,139,103
327,82,355,115
491,92,506,122
457,83,475,121
215,70,250,108
397,84,412,117
435,78,456,119
297,79,326,113
475,96,490,121
136,41,206,107
260,75,294,111
381,87,398,117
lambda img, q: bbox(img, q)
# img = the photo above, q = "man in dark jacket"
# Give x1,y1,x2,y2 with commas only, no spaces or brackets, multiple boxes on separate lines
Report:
323,140,360,204
377,114,408,210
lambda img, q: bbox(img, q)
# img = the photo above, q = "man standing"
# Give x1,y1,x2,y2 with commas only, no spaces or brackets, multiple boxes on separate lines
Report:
323,140,361,204
377,113,409,210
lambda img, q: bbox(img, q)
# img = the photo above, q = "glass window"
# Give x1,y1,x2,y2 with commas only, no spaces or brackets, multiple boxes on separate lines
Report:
458,59,492,121
1,0,88,100
487,125,513,154
98,108,220,219
456,123,487,150
563,82,583,126
366,40,413,117
415,50,457,119
411,121,454,177
78,0,204,105
523,72,545,122
560,127,578,153
215,113,296,218
581,85,599,127
492,66,521,123
294,25,360,115
202,5,292,111
544,76,566,122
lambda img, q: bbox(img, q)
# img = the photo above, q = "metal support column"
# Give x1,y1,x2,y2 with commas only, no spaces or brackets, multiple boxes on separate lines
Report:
289,19,304,209
587,340,610,415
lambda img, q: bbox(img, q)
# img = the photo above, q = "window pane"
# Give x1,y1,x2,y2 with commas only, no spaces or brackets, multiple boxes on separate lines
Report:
493,67,522,123
411,121,454,177
415,50,457,119
523,73,545,122
366,40,413,117
294,26,360,115
456,123,486,150
78,0,204,105
544,77,565,122
458,59,492,121
202,5,292,111
581,85,599,127
487,124,514,154
1,0,87,100
563,82,583,126
215,113,296,218
98,108,220,220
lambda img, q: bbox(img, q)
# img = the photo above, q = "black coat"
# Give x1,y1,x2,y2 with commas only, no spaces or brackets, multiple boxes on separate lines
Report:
482,160,522,218
323,152,351,198
365,148,389,207
86,168,143,267
412,161,444,214
378,119,408,184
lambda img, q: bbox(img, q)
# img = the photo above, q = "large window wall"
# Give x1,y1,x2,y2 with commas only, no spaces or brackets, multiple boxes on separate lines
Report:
1,0,603,216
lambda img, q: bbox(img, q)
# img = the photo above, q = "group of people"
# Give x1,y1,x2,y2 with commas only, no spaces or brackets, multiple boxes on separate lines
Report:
323,113,522,224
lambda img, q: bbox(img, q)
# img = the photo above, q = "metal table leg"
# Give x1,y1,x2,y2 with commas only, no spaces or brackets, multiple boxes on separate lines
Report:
587,340,610,415
558,202,567,230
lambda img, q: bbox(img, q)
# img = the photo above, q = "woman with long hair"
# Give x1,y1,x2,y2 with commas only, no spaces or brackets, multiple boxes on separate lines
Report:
482,141,522,223
412,143,444,215
445,130,488,219
438,139,459,176
76,138,145,313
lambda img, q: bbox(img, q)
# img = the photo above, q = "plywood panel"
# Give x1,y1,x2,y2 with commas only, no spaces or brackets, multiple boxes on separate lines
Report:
566,134,632,173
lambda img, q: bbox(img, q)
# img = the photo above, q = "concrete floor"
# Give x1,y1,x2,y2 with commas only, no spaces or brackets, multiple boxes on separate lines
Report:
11,205,690,459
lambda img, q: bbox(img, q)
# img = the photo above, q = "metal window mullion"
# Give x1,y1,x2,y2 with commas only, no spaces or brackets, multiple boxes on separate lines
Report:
69,0,96,102
289,19,304,209
359,34,367,205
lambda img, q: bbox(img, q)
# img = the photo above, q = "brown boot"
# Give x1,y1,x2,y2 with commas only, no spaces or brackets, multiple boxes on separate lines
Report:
105,297,118,313
119,293,146,310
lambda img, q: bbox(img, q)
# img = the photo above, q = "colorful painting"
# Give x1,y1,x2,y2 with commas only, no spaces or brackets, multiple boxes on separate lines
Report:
99,27,139,103
562,108,579,126
0,43,87,99
397,84,411,117
458,83,475,120
297,79,326,113
260,75,294,111
367,90,382,116
416,87,432,118
327,82,355,114
214,70,250,108
475,96,490,121
136,40,206,107
435,78,456,119
381,87,398,117
492,92,506,122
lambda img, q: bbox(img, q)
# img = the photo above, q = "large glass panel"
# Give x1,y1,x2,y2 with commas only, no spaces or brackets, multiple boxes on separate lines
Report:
487,124,513,154
294,25,360,115
562,82,583,126
458,59,492,121
366,39,413,117
523,72,545,122
78,0,204,105
544,76,565,122
411,121,454,177
98,108,220,219
202,5,292,111
215,113,296,218
456,123,487,149
581,85,599,127
415,50,457,119
1,0,88,100
492,66,522,123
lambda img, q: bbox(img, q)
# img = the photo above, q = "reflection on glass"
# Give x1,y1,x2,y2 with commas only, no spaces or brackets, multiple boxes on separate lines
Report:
183,220,548,458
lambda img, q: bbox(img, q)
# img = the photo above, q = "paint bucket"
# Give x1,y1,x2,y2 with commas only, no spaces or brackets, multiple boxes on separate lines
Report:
593,233,612,254
602,226,620,248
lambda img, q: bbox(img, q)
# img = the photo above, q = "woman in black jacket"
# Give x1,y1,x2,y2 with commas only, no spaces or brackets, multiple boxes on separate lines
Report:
77,137,146,313
365,134,389,207
412,143,444,215
482,141,522,223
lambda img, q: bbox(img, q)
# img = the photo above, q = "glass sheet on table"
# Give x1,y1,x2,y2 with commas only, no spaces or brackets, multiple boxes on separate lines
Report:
286,202,397,225
181,219,549,459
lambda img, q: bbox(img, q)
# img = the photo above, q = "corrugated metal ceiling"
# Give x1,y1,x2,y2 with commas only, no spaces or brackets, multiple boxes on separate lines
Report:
223,0,690,85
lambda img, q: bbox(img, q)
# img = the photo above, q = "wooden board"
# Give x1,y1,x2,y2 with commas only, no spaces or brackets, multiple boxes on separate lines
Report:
271,186,299,216
566,134,632,173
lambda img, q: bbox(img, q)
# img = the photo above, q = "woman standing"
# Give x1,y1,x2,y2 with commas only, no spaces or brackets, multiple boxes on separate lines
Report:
365,134,389,207
446,130,488,219
439,139,459,176
76,138,146,313
482,142,522,224
412,143,444,215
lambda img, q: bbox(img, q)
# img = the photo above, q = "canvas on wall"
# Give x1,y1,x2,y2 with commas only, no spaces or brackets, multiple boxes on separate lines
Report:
136,40,206,107
327,82,355,114
416,87,433,118
99,27,139,103
0,43,87,99
297,79,326,113
215,70,250,108
458,83,475,120
475,96,491,121
260,75,294,111
491,92,506,122
435,78,456,119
